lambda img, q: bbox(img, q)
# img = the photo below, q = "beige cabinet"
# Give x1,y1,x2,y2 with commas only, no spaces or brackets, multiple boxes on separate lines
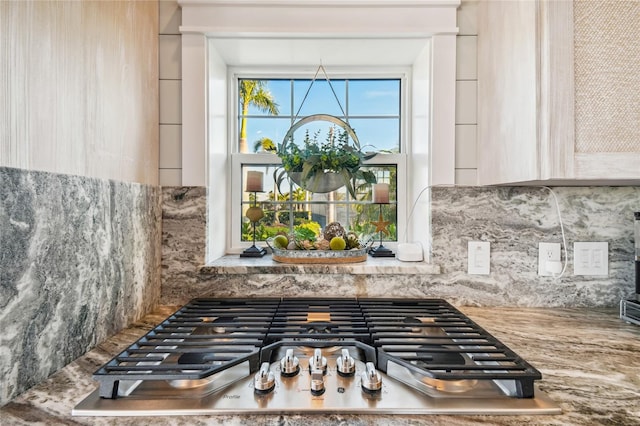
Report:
477,0,640,185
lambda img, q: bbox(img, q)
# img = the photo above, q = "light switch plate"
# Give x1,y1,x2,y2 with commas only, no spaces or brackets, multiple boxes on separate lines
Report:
574,242,608,276
468,241,490,275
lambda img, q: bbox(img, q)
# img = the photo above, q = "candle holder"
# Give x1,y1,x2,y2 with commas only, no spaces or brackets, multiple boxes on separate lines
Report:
369,203,395,258
241,191,267,258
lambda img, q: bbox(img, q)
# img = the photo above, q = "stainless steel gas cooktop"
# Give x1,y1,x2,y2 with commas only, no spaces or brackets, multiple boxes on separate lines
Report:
73,298,561,416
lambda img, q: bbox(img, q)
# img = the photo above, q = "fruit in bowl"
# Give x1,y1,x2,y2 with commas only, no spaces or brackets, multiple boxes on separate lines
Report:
273,235,289,249
267,222,365,252
329,236,346,251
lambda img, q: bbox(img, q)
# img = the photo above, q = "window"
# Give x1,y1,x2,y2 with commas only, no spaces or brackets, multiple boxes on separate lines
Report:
231,73,407,251
180,1,459,263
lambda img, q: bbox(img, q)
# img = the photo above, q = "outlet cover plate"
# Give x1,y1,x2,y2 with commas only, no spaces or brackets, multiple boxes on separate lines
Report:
574,242,608,276
538,242,561,276
468,241,490,275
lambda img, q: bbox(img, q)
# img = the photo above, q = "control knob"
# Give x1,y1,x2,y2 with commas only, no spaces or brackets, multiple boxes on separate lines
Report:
310,369,325,395
361,362,382,393
336,348,355,376
254,362,275,393
308,348,327,374
280,349,300,377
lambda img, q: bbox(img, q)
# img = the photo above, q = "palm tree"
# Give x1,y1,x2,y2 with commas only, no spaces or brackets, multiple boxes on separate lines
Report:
253,137,277,153
239,80,279,153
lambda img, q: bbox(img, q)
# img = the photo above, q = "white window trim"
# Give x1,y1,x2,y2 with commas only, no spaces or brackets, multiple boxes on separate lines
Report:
178,0,459,263
229,69,409,253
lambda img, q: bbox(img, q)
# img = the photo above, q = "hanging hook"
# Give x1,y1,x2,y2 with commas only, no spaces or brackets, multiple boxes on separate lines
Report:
293,64,347,121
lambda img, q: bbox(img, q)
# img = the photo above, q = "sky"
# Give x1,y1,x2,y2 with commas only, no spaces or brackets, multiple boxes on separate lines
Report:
242,79,401,153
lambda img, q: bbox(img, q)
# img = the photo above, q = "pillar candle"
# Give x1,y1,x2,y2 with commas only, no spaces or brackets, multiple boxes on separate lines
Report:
372,183,390,204
246,171,264,192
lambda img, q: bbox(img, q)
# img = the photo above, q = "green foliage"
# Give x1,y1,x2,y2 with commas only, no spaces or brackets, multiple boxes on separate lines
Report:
295,222,321,238
276,125,377,199
239,80,279,152
292,224,318,242
253,137,277,153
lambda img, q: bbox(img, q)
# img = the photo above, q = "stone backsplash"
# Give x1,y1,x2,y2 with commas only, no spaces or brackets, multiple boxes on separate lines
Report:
161,186,639,308
0,167,161,406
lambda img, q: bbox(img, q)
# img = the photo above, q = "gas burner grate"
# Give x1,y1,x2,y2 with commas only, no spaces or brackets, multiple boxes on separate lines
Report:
93,298,543,400
360,299,542,398
93,299,279,398
264,298,371,345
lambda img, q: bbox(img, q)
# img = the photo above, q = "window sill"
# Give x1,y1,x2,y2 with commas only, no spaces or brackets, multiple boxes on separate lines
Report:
200,255,441,275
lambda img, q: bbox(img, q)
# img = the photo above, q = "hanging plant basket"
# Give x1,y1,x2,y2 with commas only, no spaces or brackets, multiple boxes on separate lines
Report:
276,114,376,197
286,171,345,194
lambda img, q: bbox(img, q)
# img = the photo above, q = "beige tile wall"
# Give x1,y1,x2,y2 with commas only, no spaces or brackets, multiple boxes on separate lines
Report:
157,0,478,186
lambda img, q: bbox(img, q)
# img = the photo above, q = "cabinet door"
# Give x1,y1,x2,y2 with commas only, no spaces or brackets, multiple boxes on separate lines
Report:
477,0,539,185
572,0,640,181
478,0,640,185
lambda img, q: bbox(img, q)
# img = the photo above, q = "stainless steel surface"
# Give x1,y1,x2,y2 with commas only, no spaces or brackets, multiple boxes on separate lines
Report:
73,345,561,416
620,299,640,326
74,298,562,416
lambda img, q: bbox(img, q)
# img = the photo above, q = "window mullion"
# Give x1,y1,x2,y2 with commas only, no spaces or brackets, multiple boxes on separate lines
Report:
231,75,406,252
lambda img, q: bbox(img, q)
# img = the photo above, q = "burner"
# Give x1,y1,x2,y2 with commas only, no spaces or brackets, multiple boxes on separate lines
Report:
305,321,335,335
291,322,344,354
177,352,217,365
402,317,423,333
400,316,447,336
84,298,549,410
165,352,226,390
410,345,477,393
412,346,466,368
168,348,233,390
197,316,236,334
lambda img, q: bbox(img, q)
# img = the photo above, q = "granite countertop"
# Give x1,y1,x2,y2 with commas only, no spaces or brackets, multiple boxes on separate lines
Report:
2,305,639,426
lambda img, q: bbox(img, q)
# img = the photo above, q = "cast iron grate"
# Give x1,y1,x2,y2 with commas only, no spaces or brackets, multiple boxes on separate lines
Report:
93,297,542,399
264,298,371,345
359,299,542,398
93,298,279,398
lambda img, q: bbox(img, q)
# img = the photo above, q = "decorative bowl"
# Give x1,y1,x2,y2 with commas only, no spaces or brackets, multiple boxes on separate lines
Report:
266,237,368,264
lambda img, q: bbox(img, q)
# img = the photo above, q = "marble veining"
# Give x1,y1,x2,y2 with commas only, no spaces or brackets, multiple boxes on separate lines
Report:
431,186,639,307
1,305,639,425
161,186,640,308
0,167,161,406
161,186,207,300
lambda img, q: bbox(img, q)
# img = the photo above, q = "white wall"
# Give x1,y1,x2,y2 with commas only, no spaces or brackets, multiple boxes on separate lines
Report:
157,0,478,186
159,0,183,186
0,1,159,185
455,0,478,185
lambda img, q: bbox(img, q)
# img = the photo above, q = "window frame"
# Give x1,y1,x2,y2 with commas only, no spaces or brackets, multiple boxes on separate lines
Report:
228,68,410,253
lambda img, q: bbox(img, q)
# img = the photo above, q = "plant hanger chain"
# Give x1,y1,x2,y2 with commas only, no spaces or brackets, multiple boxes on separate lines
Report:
293,64,347,122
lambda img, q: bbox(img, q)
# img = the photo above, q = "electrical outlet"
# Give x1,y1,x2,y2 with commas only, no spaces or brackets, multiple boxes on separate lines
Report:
574,242,608,275
468,241,490,275
538,242,561,276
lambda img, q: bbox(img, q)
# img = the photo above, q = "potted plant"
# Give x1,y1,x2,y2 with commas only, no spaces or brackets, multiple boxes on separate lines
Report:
275,114,377,198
